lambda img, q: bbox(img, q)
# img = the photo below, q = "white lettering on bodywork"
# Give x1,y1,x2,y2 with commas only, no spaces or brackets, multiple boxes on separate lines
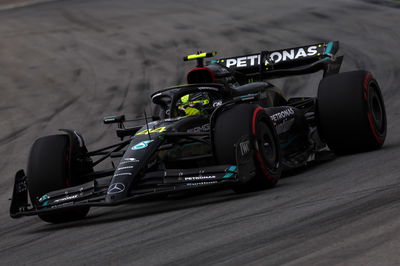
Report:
270,108,295,122
222,46,319,68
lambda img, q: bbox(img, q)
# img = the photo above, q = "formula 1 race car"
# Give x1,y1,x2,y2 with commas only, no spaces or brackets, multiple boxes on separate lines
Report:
10,41,387,223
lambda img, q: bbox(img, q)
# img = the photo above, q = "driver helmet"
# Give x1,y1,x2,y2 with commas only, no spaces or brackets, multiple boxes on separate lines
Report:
178,92,210,116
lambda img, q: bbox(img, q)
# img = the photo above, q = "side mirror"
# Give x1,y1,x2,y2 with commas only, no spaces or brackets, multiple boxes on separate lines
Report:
103,115,125,124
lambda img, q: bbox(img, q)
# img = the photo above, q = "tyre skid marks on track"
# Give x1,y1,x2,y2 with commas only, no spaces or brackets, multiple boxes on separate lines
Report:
160,186,400,266
109,182,400,255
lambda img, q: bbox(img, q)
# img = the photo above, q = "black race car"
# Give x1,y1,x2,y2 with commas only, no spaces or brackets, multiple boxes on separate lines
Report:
10,41,387,223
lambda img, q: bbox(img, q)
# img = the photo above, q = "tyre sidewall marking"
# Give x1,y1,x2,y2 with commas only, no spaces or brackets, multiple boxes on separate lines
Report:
364,74,384,144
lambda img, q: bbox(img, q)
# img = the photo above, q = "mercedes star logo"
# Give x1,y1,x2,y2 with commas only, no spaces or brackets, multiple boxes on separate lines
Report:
107,183,126,194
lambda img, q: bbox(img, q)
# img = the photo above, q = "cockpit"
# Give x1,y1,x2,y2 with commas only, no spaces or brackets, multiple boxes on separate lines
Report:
151,84,225,120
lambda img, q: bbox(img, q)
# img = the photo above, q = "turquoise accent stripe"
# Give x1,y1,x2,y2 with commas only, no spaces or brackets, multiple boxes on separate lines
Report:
223,165,237,178
228,165,237,172
324,42,333,55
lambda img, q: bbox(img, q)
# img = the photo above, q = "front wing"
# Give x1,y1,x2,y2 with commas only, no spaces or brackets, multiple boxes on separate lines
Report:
10,141,256,218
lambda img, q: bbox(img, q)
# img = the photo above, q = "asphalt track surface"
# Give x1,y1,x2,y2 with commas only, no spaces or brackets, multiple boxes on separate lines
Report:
0,0,400,265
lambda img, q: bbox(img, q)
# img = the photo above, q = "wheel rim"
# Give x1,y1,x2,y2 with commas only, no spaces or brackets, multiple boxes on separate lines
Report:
256,121,277,169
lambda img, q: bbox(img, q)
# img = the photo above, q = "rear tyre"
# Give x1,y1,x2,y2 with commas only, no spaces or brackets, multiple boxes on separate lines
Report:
213,104,282,193
27,135,90,223
317,71,386,154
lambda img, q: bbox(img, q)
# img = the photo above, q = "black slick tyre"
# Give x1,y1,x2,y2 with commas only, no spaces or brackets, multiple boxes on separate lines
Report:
213,104,281,192
317,70,386,154
27,135,90,223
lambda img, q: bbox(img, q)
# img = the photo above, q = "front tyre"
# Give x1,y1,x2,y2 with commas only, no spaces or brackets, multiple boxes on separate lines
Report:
213,104,282,192
27,135,90,223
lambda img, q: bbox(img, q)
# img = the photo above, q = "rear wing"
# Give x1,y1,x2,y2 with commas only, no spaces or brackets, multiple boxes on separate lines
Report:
208,41,343,80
